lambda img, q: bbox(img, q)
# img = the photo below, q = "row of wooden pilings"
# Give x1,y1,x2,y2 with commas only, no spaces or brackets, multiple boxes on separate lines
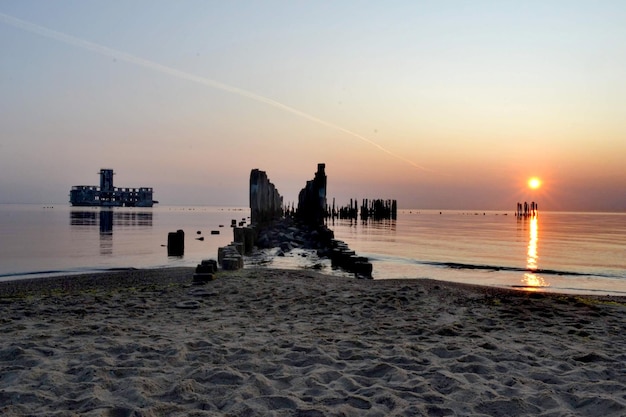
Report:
165,222,253,284
190,167,286,283
192,225,255,283
516,201,538,218
328,198,398,221
195,165,284,282
187,162,377,283
330,239,373,278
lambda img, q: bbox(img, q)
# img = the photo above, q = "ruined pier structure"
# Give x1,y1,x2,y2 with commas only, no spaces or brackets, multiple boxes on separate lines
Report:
249,163,330,226
248,163,372,277
203,163,374,278
516,201,538,218
194,165,332,279
210,168,285,273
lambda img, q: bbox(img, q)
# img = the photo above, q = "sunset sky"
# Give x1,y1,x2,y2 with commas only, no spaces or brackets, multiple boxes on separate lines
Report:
1,1,625,211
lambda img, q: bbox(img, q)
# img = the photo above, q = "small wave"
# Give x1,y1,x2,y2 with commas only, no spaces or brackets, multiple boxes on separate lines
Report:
0,269,68,279
363,253,589,277
419,260,621,279
511,284,626,296
0,267,139,282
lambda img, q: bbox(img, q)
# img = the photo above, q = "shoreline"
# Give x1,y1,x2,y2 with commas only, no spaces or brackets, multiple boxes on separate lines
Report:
2,265,626,302
2,267,626,416
4,260,625,297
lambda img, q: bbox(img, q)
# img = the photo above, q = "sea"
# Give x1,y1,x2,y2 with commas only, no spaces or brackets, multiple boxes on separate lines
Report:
0,204,625,296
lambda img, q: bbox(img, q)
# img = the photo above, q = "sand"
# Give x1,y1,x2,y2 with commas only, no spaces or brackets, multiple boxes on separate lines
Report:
1,267,625,416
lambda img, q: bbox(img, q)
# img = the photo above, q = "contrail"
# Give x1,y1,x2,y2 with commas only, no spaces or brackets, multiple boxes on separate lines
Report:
0,12,431,172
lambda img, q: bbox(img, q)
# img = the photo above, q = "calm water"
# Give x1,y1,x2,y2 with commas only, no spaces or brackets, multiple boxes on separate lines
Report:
1,204,625,295
0,204,247,279
330,210,626,295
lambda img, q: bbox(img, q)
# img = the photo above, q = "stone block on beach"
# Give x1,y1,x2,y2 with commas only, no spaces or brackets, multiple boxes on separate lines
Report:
192,259,218,284
198,259,218,273
192,273,214,284
222,257,243,270
218,245,244,270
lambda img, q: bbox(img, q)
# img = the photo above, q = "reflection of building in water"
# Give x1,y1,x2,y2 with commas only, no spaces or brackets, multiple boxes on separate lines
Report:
70,210,153,255
70,210,153,227
100,210,113,234
99,211,113,255
521,216,549,288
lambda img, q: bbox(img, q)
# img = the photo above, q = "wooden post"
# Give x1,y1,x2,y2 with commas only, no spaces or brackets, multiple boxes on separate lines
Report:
167,229,184,256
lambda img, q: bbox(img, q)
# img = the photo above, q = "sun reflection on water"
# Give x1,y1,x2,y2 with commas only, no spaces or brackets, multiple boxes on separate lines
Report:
522,216,549,289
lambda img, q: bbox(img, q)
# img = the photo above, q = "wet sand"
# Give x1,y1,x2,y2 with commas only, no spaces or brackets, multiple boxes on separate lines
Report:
1,267,625,416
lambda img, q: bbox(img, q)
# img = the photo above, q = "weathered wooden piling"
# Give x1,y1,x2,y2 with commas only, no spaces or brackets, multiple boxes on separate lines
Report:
167,229,184,256
233,227,245,252
232,225,256,257
250,169,283,225
296,163,327,225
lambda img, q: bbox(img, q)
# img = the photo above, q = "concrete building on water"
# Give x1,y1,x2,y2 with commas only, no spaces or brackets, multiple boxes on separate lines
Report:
69,169,157,207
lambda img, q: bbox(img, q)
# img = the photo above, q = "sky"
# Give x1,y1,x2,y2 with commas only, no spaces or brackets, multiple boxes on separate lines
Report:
1,1,625,211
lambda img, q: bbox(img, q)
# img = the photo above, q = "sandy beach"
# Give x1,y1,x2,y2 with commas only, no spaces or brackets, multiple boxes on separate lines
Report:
1,267,625,416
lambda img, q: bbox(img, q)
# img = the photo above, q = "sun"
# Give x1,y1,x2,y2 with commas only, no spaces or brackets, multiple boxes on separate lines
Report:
528,177,541,190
